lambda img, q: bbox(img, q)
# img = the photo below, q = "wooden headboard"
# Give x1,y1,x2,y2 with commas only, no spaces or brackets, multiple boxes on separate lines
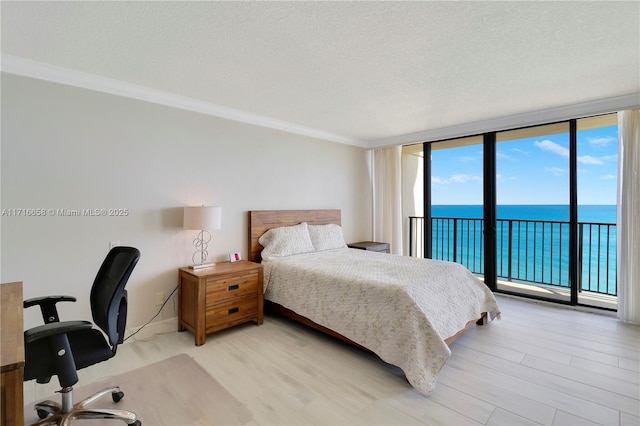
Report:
248,210,341,263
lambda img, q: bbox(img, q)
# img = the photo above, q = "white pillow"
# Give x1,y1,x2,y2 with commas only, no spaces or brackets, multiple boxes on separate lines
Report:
308,223,347,251
259,222,315,260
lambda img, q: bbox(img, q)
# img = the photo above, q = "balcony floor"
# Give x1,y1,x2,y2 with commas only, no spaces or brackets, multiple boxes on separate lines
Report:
492,278,617,311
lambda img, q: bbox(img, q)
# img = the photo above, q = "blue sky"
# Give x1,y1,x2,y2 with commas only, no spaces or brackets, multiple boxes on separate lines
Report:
431,125,619,205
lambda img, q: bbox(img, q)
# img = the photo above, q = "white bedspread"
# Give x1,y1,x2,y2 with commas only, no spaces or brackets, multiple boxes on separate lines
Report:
263,248,501,395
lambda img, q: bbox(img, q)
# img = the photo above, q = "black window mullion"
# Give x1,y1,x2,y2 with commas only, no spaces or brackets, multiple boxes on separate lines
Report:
483,132,497,291
569,119,579,304
423,142,432,259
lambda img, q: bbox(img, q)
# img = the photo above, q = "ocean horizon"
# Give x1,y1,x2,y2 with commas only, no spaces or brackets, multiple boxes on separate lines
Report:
431,204,616,223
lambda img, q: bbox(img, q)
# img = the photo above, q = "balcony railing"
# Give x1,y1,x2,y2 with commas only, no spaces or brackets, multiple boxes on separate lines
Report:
408,216,617,297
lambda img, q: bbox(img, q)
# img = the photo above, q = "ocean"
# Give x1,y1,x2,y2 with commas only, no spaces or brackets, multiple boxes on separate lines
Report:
429,205,617,295
432,204,616,223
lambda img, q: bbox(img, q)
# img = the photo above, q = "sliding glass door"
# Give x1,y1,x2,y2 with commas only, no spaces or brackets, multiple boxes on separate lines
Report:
403,137,487,281
495,123,571,302
430,137,485,275
576,114,618,309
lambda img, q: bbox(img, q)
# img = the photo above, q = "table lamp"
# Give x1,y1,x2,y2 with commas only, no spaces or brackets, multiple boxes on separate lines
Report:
183,206,222,269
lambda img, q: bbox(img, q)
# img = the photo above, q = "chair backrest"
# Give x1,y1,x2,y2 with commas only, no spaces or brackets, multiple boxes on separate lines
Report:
90,246,140,347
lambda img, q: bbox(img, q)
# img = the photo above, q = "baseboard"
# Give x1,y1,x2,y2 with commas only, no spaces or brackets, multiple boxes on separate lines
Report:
124,316,179,342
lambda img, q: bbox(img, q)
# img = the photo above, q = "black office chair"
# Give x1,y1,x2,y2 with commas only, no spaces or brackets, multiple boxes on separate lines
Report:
23,246,142,426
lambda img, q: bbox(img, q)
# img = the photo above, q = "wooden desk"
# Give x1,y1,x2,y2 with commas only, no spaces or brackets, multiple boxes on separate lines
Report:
1,281,25,426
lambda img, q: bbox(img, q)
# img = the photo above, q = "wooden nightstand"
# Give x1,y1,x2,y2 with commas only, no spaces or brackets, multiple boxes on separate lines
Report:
347,241,390,253
178,260,263,346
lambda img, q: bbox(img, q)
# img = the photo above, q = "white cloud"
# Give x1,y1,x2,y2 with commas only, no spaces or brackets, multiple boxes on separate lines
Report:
496,151,511,160
534,140,569,157
511,148,530,156
432,174,482,184
545,166,567,176
600,174,616,180
577,154,616,165
450,174,481,183
588,136,617,146
534,140,614,166
577,155,604,165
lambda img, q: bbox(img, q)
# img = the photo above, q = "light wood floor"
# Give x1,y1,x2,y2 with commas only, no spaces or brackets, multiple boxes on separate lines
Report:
24,295,639,425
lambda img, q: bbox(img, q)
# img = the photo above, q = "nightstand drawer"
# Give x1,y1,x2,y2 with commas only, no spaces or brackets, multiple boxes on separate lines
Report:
206,272,258,302
206,297,258,330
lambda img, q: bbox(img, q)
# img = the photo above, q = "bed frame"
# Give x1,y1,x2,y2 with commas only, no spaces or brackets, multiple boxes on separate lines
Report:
248,209,486,349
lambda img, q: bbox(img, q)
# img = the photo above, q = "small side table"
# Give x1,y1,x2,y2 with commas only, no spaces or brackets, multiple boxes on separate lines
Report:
347,241,390,253
178,260,263,346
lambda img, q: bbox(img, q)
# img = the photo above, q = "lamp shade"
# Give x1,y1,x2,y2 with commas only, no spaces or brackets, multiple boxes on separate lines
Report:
183,206,222,231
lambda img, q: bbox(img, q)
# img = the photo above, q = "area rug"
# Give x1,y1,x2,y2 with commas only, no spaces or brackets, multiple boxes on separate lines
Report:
24,353,253,425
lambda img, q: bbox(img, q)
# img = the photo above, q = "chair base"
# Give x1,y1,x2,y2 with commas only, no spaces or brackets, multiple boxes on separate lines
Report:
29,386,140,426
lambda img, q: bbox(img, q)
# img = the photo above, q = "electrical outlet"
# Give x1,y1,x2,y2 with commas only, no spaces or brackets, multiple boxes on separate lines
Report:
155,292,165,306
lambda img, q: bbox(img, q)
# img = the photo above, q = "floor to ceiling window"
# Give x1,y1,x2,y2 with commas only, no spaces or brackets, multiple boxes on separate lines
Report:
403,136,484,269
494,122,572,303
576,114,618,309
430,137,485,274
403,113,618,311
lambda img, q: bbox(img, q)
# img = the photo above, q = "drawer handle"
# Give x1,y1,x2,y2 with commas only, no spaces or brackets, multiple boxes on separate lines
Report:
228,307,239,314
228,284,239,291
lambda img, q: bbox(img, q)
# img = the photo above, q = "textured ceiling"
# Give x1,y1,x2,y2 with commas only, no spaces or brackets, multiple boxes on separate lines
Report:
1,1,639,147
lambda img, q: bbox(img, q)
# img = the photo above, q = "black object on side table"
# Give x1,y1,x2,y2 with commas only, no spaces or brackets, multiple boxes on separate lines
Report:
347,241,390,253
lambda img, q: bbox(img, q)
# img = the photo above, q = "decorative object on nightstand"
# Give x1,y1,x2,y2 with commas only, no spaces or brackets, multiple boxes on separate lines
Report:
183,205,222,270
347,241,390,253
178,260,263,346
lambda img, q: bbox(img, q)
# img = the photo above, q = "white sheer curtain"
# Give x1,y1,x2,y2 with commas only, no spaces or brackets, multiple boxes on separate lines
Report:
617,109,640,324
372,146,403,255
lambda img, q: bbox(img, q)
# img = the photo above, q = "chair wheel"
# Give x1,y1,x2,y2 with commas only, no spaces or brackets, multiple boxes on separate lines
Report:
37,409,49,419
130,421,141,426
112,390,125,402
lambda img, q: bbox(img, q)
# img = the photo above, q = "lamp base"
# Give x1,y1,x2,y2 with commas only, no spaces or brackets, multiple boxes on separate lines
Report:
190,262,216,270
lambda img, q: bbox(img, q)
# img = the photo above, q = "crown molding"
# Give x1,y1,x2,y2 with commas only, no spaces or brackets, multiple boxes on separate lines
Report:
0,54,367,147
368,93,640,148
3,54,637,151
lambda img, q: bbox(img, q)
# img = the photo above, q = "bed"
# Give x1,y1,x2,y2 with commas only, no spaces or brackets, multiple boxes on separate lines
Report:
248,209,500,395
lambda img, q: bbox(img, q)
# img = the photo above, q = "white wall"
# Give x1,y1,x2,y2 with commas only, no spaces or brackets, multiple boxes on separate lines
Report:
1,74,372,331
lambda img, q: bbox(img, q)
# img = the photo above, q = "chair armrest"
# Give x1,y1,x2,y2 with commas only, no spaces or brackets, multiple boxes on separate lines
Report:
24,295,76,308
23,295,77,323
24,320,93,344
